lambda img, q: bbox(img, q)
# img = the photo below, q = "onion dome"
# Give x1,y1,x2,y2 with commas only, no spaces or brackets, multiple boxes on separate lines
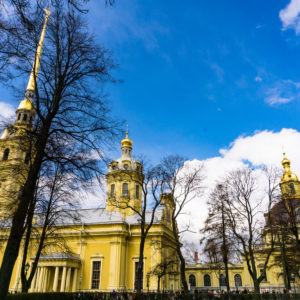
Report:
281,153,299,183
121,127,133,148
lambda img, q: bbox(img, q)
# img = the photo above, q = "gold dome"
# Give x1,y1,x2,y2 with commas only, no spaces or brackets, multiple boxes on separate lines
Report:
121,128,133,148
281,153,299,182
17,99,35,111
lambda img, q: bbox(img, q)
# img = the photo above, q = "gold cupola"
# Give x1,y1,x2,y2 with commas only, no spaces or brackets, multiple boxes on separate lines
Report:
121,126,133,159
121,126,133,148
281,153,299,183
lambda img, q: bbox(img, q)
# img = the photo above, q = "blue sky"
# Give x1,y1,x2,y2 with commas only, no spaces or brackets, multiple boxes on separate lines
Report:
2,0,300,163
85,0,300,161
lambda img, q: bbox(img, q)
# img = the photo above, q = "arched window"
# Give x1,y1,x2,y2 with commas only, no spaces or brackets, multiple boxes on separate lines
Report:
219,274,227,287
289,183,296,194
30,116,33,123
110,184,115,197
122,183,129,197
23,114,27,121
136,185,139,198
166,206,170,222
204,274,211,287
189,274,196,287
17,114,21,120
234,274,242,287
2,149,9,161
24,153,30,164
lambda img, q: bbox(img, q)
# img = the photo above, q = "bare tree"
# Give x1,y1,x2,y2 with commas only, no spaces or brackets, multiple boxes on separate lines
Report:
200,183,234,291
150,251,179,293
223,167,280,294
20,159,82,292
159,155,204,293
0,0,120,296
265,187,300,290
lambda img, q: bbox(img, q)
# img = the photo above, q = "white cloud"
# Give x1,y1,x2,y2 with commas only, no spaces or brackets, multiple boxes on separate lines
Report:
210,63,224,83
179,128,300,245
264,79,300,106
0,102,15,122
279,0,300,34
254,76,262,82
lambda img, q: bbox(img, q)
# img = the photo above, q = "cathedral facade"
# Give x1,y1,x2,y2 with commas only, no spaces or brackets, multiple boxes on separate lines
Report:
0,131,180,293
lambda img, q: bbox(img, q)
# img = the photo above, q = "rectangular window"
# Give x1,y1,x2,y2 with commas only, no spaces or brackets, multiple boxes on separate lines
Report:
122,183,129,197
91,261,101,289
134,261,143,290
136,185,139,198
110,184,115,197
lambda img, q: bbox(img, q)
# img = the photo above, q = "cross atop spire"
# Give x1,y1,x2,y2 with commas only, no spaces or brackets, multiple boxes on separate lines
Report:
126,124,129,138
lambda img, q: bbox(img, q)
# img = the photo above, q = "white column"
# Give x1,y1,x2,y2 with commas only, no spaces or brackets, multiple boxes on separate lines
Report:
65,267,72,292
29,269,37,292
37,267,44,292
42,267,48,292
72,268,78,292
53,266,59,292
60,267,67,292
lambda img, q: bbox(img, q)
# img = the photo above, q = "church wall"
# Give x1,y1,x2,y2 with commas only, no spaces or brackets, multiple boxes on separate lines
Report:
0,221,179,293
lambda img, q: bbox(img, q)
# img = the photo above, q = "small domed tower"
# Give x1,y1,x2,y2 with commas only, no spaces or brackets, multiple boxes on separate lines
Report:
106,129,143,216
280,153,300,198
14,99,35,130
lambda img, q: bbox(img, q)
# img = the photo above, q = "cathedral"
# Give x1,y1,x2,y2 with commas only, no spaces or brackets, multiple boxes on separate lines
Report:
0,10,180,293
1,132,180,292
0,9,300,294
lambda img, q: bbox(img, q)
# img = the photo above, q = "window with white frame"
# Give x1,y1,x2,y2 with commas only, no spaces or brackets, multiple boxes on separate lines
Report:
91,261,101,289
122,183,129,197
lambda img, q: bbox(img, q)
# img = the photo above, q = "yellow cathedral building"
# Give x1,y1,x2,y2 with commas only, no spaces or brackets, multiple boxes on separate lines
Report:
0,131,180,293
0,10,180,293
0,8,300,295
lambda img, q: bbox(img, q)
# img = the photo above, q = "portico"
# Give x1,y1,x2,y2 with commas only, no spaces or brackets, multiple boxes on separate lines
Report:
29,253,80,292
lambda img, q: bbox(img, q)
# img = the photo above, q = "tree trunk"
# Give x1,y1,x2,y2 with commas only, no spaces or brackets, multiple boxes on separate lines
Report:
253,280,261,299
136,235,145,295
0,185,34,298
221,205,230,292
172,217,188,293
21,196,36,293
280,242,290,290
157,276,161,293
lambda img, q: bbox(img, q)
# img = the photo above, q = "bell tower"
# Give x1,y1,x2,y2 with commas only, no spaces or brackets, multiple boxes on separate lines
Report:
106,128,143,216
280,153,300,199
0,9,50,218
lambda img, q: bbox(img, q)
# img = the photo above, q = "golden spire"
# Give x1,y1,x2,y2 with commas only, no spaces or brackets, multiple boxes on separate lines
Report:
281,152,299,182
25,8,50,100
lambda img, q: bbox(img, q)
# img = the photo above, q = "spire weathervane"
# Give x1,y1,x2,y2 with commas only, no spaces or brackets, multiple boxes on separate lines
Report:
25,8,50,100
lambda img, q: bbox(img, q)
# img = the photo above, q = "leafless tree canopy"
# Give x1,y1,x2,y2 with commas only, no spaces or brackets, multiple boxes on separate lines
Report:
0,0,121,296
222,167,280,294
159,155,204,293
